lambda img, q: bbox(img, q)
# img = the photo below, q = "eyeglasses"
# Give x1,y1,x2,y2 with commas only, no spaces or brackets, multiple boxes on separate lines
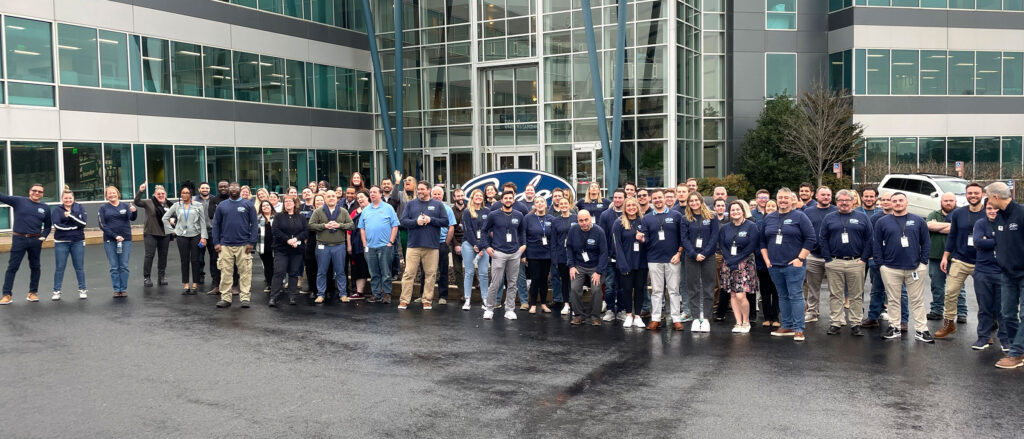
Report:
756,195,769,200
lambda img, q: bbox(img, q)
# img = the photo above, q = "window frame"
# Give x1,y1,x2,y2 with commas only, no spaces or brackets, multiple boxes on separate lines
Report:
765,0,798,31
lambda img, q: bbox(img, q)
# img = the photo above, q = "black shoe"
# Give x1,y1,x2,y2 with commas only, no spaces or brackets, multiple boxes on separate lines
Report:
367,296,381,303
197,275,205,284
144,278,153,288
240,300,251,308
956,315,967,324
216,300,231,308
289,298,297,305
263,287,271,294
851,325,864,336
882,326,901,340
915,330,935,344
826,325,841,335
926,311,942,321
181,288,189,295
268,298,277,307
158,276,168,286
714,316,726,322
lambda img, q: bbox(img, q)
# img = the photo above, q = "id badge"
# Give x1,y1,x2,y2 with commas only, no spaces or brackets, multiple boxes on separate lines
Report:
730,245,737,256
582,252,590,262
317,244,325,250
967,236,974,247
841,232,849,244
658,230,666,241
506,232,512,243
775,234,783,245
542,236,548,246
476,230,481,240
900,236,909,248
633,242,640,252
912,270,919,280
695,238,703,249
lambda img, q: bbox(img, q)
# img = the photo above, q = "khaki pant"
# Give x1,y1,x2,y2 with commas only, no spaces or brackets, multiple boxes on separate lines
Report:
880,265,929,332
943,259,974,320
803,255,827,318
400,247,439,304
825,259,865,325
218,245,252,301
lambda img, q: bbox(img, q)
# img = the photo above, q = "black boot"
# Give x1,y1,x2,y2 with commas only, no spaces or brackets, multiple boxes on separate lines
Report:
143,278,153,288
158,273,168,286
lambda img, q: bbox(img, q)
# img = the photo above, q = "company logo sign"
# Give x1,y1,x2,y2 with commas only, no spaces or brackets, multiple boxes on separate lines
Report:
462,170,576,204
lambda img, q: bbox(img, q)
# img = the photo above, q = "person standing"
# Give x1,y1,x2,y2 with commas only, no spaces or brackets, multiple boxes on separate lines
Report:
347,191,372,300
801,186,837,323
855,187,879,217
760,188,815,342
193,182,214,286
873,192,934,343
163,186,207,294
212,182,258,309
256,200,277,294
718,201,760,333
398,181,449,310
819,189,872,336
0,184,53,304
308,190,354,304
926,193,967,323
681,192,719,330
459,189,490,310
523,197,555,314
755,195,780,328
203,181,230,295
134,182,173,288
970,200,1009,351
935,183,985,338
552,197,577,315
269,195,307,306
97,186,137,298
380,176,403,282
598,189,626,321
480,190,525,320
751,190,770,223
566,210,608,326
985,182,1024,368
50,187,88,301
303,194,325,299
450,188,467,304
422,186,456,305
577,183,611,219
640,189,685,331
612,197,648,328
361,186,400,304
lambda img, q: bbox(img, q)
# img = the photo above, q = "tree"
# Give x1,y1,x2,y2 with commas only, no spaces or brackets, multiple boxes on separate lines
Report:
782,80,865,187
737,95,811,193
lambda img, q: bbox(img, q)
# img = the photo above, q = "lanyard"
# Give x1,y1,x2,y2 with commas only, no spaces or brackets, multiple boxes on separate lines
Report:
536,214,546,235
898,215,908,237
840,213,850,233
181,204,191,226
776,212,790,236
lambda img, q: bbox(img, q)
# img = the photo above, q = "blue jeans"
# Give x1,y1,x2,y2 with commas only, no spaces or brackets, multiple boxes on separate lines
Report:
103,241,131,292
366,245,394,299
53,241,86,291
678,268,690,316
518,263,528,304
1000,272,1024,357
316,244,347,297
550,262,563,303
868,262,908,323
769,264,806,332
3,235,43,295
461,242,489,302
929,259,967,316
974,271,1009,345
603,265,619,312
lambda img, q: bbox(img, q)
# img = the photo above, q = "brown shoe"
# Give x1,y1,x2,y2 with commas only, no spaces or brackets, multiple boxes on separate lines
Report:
861,318,879,328
340,295,350,303
571,317,584,325
771,328,795,337
646,321,662,331
673,322,685,331
995,355,1024,369
794,332,806,341
934,319,957,338
26,292,39,302
206,287,220,295
900,323,908,332
591,318,601,326
0,295,11,305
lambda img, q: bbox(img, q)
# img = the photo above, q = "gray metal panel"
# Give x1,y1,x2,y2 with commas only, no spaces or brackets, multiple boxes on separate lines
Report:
110,0,370,50
764,31,800,52
58,87,373,129
853,96,1024,114
731,30,766,52
829,7,1024,31
733,12,765,31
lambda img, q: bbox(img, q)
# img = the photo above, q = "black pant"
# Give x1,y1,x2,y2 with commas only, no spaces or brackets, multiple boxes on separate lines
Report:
143,234,170,278
757,268,780,322
304,251,317,293
437,243,450,299
259,250,274,288
271,251,303,301
2,235,42,295
526,258,551,306
618,268,648,314
199,228,219,283
557,263,571,304
175,235,202,284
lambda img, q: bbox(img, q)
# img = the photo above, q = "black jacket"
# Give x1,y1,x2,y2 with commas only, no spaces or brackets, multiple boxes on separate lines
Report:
272,211,308,254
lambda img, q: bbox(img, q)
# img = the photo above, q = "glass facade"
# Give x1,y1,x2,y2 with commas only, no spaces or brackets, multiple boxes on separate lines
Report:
834,49,1024,96
856,136,1024,183
765,53,796,97
227,0,367,33
5,16,55,106
831,0,1024,11
766,0,797,30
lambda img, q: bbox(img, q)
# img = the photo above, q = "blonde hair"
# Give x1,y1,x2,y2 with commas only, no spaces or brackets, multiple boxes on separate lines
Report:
563,188,576,208
584,183,601,203
620,197,640,230
104,185,121,198
62,185,73,197
467,189,484,219
684,192,712,222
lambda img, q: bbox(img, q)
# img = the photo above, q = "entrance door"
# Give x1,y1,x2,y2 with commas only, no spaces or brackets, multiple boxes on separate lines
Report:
572,143,603,194
426,152,449,198
496,153,535,171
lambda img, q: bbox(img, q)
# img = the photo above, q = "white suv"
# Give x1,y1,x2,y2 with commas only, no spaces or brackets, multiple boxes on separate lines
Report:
877,174,968,217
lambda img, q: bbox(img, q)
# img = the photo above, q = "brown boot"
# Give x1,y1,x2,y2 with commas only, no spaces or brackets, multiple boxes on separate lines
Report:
934,319,957,338
646,321,662,331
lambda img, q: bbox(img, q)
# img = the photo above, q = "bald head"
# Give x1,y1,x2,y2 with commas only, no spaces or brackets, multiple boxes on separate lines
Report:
940,192,956,214
578,209,593,230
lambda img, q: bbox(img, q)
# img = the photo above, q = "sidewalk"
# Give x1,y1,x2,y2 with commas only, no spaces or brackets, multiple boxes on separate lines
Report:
0,226,145,252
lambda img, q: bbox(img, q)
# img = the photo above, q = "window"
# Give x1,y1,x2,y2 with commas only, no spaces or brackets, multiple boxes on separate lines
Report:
258,0,282,13
5,17,55,106
104,143,134,197
288,149,310,188
63,143,104,201
1003,137,1023,179
920,50,947,95
867,49,890,94
10,142,58,202
948,0,974,8
171,42,202,96
974,51,1001,96
141,37,169,93
207,147,236,184
337,67,358,111
58,24,99,87
145,144,175,195
892,0,919,5
356,71,371,112
313,64,337,109
947,137,973,177
975,137,1000,179
236,147,263,188
285,59,307,106
890,137,918,165
920,0,947,6
204,46,233,99
315,149,338,183
233,51,260,102
948,51,974,95
260,55,285,104
129,35,142,91
977,0,1002,9
98,30,129,90
765,53,796,97
766,0,796,30
1004,52,1023,95
310,0,334,24
919,137,946,167
264,148,286,192
174,145,206,190
891,50,918,94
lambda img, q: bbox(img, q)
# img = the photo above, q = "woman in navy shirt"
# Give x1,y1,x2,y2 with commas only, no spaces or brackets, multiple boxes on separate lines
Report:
552,197,578,315
612,198,647,328
51,187,88,300
682,192,720,330
98,186,137,298
718,201,760,333
461,189,490,311
524,197,555,314
577,183,611,219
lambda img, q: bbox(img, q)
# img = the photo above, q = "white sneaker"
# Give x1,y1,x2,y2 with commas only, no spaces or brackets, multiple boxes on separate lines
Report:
483,310,494,320
78,289,87,300
602,301,607,312
601,310,615,321
561,303,571,315
804,313,818,323
462,299,471,311
732,324,742,333
438,298,447,305
615,311,627,321
633,316,646,328
51,291,61,301
504,310,518,320
623,315,634,327
742,323,752,334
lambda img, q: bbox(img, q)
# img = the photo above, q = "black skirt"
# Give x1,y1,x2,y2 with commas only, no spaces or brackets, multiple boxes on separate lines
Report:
349,252,370,279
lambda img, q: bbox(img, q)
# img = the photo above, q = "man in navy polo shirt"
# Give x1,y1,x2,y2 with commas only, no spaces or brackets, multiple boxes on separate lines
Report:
985,182,1024,368
0,184,53,305
398,181,449,310
760,187,815,342
873,192,934,343
567,209,608,326
820,189,872,336
935,182,985,338
802,186,837,323
481,190,526,320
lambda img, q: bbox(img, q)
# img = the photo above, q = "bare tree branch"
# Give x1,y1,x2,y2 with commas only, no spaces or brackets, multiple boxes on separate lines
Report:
781,80,865,187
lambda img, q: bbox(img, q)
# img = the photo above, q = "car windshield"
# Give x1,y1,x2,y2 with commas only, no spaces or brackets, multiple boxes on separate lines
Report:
935,179,967,194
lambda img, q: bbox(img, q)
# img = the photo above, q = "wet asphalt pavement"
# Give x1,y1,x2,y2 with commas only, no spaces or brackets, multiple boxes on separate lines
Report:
0,244,1022,438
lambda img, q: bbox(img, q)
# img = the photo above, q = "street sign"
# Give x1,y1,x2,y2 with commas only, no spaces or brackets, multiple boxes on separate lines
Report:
1008,180,1015,190
833,163,842,175
955,161,964,177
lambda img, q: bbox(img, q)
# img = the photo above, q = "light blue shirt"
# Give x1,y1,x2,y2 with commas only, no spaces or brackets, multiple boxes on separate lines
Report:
440,203,456,243
357,201,400,248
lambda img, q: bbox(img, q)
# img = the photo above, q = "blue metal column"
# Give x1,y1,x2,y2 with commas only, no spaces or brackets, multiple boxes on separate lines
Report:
393,0,404,170
360,0,398,172
610,0,627,190
581,0,618,191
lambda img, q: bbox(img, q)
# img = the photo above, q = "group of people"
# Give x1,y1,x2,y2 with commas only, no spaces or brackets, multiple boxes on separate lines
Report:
2,173,1023,369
